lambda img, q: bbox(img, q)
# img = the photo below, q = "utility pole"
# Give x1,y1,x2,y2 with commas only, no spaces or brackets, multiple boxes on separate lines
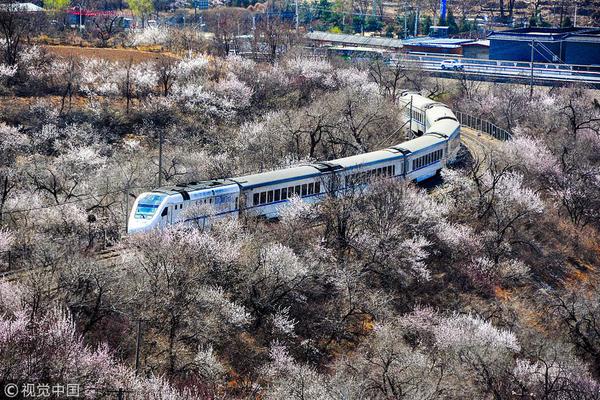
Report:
124,184,129,233
77,3,83,33
530,39,534,98
403,3,407,38
574,4,577,27
295,0,299,32
135,319,144,375
414,7,419,36
158,130,163,187
409,95,413,137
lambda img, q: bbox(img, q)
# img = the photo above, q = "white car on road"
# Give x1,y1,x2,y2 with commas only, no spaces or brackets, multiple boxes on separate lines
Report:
440,59,464,71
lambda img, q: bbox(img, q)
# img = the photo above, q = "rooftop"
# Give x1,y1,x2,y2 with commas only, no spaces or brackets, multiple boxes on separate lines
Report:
305,31,404,49
0,2,44,11
488,27,600,41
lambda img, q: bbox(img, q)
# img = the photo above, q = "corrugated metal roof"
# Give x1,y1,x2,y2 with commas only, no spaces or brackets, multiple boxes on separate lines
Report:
305,31,404,49
488,27,600,42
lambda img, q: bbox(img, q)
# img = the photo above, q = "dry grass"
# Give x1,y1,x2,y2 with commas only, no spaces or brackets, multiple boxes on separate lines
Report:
43,45,177,64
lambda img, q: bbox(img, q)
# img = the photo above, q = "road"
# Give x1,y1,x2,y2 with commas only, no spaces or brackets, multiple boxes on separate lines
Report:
400,56,600,87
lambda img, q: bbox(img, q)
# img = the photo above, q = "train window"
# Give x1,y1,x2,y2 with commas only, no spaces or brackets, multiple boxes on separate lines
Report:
315,181,321,193
281,188,287,200
274,189,281,202
301,184,307,196
209,198,213,204
260,192,266,204
268,191,274,203
308,183,314,195
295,186,301,196
288,187,294,197
253,193,259,205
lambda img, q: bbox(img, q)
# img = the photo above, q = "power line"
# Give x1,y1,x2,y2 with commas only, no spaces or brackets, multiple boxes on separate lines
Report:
1,186,151,216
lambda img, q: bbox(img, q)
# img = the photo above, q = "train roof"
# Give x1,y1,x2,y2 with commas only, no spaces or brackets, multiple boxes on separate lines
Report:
399,93,437,110
426,105,456,122
232,165,321,189
153,179,237,195
427,118,460,135
332,149,401,169
395,134,447,153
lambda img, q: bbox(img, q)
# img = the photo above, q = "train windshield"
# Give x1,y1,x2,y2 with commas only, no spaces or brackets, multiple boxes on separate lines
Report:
134,193,166,219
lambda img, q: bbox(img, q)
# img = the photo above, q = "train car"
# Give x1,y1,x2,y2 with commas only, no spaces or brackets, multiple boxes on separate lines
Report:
399,91,437,136
128,93,461,234
127,180,240,234
231,166,325,220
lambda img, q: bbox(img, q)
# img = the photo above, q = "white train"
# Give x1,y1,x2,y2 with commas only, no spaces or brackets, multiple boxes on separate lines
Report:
127,93,461,234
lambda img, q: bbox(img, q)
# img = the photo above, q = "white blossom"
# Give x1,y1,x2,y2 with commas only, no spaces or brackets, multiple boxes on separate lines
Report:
434,313,520,352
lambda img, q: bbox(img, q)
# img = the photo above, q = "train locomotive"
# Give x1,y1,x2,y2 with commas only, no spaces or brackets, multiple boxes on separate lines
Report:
127,93,461,234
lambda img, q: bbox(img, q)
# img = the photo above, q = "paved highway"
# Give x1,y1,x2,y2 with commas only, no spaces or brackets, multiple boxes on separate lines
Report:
400,56,600,87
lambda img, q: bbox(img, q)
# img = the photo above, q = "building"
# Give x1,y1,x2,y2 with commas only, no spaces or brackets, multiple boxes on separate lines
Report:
401,37,489,58
488,27,600,65
305,31,404,51
462,40,490,59
0,2,43,12
304,31,489,59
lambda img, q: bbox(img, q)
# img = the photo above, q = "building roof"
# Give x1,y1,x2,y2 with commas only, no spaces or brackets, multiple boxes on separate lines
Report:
488,27,600,42
462,39,490,47
0,2,44,11
306,31,404,49
402,37,477,49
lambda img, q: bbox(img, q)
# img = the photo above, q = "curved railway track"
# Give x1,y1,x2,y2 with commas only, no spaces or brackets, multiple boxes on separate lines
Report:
460,127,502,170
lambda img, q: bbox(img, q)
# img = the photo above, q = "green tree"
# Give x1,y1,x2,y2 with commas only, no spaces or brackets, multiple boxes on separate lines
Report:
365,16,382,32
385,23,395,38
127,0,154,27
447,9,458,34
459,16,472,33
317,0,333,21
44,0,70,11
352,14,365,33
421,15,432,35
562,15,573,27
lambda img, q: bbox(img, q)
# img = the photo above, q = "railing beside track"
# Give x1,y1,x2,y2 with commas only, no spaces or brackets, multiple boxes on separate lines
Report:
455,111,513,141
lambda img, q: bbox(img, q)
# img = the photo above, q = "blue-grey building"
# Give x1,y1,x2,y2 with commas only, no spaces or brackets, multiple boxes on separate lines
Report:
488,27,600,66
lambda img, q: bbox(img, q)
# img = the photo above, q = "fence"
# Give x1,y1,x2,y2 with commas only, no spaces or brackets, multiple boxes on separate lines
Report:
455,111,513,141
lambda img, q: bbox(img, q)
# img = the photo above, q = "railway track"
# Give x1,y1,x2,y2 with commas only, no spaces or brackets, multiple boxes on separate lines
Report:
0,246,129,284
460,126,501,170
